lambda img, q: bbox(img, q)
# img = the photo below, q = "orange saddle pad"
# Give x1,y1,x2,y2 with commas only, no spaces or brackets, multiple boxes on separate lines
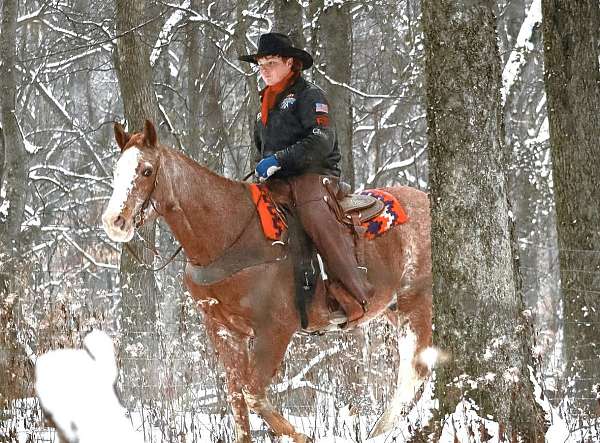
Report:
248,184,407,241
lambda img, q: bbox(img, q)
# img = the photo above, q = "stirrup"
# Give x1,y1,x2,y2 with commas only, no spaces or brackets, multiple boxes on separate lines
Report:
328,310,348,325
360,299,369,313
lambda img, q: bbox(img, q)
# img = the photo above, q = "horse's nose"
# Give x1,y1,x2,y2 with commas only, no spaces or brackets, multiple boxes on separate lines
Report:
113,215,126,230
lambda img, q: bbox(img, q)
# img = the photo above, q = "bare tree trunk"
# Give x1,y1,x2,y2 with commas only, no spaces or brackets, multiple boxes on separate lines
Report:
114,0,161,404
273,0,305,48
0,0,28,243
0,127,3,183
422,1,545,439
0,0,32,408
232,0,260,172
186,0,203,161
316,3,354,188
199,6,226,173
541,0,600,414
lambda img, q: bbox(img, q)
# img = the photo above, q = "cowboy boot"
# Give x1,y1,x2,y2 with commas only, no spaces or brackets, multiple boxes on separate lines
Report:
289,175,374,316
327,281,365,324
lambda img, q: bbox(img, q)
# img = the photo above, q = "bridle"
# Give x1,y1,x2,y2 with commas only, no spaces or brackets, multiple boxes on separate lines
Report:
122,152,184,272
121,154,269,274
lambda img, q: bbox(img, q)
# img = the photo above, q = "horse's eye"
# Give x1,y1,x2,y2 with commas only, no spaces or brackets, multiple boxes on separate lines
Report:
143,168,153,177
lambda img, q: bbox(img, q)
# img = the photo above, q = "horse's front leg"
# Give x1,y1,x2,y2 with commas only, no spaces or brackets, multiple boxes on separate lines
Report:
242,328,311,443
204,316,252,443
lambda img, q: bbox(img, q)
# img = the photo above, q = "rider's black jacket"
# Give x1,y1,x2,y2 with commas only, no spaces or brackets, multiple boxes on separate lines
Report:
253,76,341,178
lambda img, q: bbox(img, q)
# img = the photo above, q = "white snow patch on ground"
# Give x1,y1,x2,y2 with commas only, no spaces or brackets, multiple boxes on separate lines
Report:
4,360,599,442
34,330,144,443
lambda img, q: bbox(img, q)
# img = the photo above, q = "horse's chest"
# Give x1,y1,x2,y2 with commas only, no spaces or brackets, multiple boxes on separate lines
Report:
184,275,256,337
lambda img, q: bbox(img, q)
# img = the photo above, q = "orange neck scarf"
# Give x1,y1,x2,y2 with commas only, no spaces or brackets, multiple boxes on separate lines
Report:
260,71,299,126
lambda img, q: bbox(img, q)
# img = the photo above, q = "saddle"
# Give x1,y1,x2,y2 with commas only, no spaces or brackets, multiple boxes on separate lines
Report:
337,185,385,224
250,179,407,329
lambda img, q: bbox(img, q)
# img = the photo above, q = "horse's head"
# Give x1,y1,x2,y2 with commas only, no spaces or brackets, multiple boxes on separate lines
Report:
102,120,161,242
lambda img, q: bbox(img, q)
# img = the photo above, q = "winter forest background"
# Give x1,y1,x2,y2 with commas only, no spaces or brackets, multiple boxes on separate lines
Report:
0,0,599,442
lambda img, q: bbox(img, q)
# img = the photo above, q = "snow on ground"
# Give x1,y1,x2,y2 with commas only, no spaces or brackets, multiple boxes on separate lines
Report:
3,357,600,442
34,330,144,443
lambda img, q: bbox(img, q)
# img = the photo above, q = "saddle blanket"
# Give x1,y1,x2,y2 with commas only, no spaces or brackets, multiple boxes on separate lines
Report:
360,189,408,239
249,184,407,241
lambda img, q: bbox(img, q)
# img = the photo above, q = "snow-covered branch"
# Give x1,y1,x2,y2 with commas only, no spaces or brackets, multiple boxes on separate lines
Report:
160,1,234,37
29,164,111,187
314,66,397,99
501,0,542,105
16,5,48,28
272,345,340,393
17,67,108,175
61,232,119,270
150,0,191,67
366,146,427,187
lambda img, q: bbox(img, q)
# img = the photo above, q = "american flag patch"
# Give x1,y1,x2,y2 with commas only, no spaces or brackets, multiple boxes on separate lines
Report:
315,103,329,113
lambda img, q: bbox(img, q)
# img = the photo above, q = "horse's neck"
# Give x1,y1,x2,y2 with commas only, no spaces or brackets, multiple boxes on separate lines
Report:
157,147,255,265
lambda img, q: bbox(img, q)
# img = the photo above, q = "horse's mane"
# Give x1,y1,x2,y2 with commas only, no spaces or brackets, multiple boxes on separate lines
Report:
159,142,247,191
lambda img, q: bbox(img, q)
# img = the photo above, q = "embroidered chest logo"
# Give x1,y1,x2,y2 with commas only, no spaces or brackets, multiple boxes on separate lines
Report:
280,94,296,110
315,102,329,113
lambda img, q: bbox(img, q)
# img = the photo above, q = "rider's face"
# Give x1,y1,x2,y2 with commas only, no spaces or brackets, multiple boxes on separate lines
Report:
257,56,293,86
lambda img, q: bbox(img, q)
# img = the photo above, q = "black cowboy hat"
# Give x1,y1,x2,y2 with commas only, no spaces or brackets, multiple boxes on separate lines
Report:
239,33,313,70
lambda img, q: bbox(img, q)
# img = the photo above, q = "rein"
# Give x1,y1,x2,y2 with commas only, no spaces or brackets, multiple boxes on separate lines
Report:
124,241,183,272
125,162,259,275
123,159,184,272
185,194,286,285
188,188,260,267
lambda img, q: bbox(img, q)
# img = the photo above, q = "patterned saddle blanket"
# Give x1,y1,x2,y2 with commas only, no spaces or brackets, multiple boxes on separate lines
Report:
248,184,408,241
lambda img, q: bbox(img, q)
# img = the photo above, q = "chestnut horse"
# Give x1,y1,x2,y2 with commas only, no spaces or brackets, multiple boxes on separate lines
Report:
102,120,432,442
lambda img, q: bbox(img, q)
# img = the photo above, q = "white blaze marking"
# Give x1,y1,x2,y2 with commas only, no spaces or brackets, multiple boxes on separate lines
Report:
102,148,142,242
108,147,142,214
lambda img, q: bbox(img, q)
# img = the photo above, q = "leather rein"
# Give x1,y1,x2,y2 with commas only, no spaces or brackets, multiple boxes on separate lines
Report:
124,166,262,275
123,161,183,272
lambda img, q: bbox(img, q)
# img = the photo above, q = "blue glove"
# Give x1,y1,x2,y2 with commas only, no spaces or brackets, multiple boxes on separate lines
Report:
255,155,281,182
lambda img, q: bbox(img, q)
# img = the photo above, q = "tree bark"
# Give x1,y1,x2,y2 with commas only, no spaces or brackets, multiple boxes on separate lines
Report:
422,1,545,439
0,0,28,243
273,0,305,49
198,5,226,172
541,0,600,413
0,0,33,407
114,0,161,404
232,0,260,172
186,0,203,161
316,2,354,188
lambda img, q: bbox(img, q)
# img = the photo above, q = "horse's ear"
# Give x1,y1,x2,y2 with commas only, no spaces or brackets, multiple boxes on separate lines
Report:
144,120,158,147
114,122,130,151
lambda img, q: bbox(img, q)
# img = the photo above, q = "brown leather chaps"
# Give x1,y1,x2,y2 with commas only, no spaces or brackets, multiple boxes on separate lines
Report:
269,174,374,321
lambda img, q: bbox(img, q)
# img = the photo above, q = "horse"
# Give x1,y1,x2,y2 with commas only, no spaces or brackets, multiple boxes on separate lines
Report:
101,120,433,442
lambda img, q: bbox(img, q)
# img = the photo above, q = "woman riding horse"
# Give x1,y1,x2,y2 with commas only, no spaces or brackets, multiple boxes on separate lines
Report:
239,32,373,323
